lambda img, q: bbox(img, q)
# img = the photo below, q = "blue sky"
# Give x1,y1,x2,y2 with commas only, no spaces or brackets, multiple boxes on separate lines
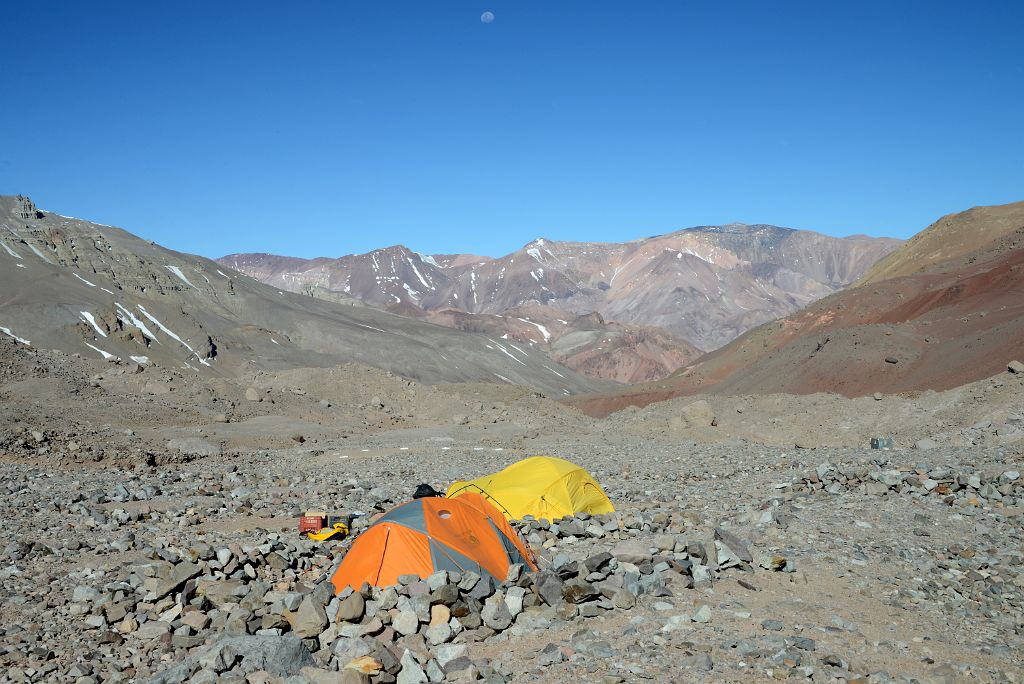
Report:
2,1,1022,259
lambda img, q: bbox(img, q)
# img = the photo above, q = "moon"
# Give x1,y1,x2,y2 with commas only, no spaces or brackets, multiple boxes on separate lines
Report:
481,11,495,24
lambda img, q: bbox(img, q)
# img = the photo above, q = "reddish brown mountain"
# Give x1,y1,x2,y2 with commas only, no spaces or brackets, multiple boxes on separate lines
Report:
571,201,1024,416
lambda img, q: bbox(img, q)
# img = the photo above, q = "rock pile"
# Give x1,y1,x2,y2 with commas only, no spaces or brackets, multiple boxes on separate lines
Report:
801,461,1022,509
74,507,776,683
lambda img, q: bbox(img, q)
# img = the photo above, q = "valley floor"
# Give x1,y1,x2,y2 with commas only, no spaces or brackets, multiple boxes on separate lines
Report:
0,339,1022,683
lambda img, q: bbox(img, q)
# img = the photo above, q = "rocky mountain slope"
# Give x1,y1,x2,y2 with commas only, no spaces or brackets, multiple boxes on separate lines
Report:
0,195,606,396
221,226,900,355
394,304,703,385
571,200,1024,415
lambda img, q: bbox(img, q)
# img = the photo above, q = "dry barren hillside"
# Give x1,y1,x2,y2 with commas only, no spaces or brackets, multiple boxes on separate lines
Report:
0,195,606,397
571,200,1024,416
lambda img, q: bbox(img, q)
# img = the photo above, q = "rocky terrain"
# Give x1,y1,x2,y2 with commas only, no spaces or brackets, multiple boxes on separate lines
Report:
572,201,1024,415
1,326,1023,683
221,225,899,370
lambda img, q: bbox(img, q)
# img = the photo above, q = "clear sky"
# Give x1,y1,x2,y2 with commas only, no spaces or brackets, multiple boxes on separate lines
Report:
2,1,1022,259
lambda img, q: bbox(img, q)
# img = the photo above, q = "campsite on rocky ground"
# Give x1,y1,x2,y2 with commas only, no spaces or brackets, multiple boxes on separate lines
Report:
1,307,1023,683
2,192,1024,684
4,3,1024,683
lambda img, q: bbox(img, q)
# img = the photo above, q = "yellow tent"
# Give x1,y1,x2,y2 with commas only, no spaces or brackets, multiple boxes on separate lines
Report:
447,456,614,521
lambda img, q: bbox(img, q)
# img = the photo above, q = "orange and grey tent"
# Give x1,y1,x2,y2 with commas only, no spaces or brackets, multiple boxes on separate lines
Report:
330,491,536,593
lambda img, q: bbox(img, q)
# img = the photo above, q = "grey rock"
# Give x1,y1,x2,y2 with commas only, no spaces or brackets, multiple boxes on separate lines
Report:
332,636,374,666
429,582,459,606
150,635,315,681
135,621,171,639
873,470,903,487
72,585,100,603
481,594,513,630
534,573,563,606
562,579,599,604
680,653,713,671
392,609,420,636
425,571,449,592
691,604,712,623
337,592,365,622
467,576,495,601
435,644,468,668
610,538,652,565
504,586,526,617
712,528,753,565
397,649,428,684
424,622,452,645
661,615,692,632
612,588,636,609
292,595,328,637
537,643,565,666
678,400,715,427
149,562,202,601
584,552,613,573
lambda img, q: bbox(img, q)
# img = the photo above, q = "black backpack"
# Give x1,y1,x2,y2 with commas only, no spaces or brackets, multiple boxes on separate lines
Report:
413,483,442,499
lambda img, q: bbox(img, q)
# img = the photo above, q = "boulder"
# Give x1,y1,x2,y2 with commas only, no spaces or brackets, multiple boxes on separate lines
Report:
481,594,513,630
611,539,652,565
504,586,526,617
336,592,365,622
424,622,452,645
873,470,904,487
135,621,170,640
332,636,374,666
583,552,613,573
291,595,328,638
562,579,599,604
392,609,420,636
714,527,752,563
397,650,428,684
150,635,315,682
533,573,563,606
148,562,202,601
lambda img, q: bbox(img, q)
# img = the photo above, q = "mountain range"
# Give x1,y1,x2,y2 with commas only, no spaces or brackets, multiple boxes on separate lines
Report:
572,200,1024,415
221,225,900,381
4,193,1020,411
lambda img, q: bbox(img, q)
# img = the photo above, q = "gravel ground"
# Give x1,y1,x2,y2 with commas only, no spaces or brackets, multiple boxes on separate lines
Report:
1,339,1023,683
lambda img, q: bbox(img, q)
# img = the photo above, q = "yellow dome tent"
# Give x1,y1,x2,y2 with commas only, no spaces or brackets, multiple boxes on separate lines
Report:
446,456,614,521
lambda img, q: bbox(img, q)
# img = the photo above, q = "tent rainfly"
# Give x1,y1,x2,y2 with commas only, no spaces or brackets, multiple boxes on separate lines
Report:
330,491,535,592
447,456,615,522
